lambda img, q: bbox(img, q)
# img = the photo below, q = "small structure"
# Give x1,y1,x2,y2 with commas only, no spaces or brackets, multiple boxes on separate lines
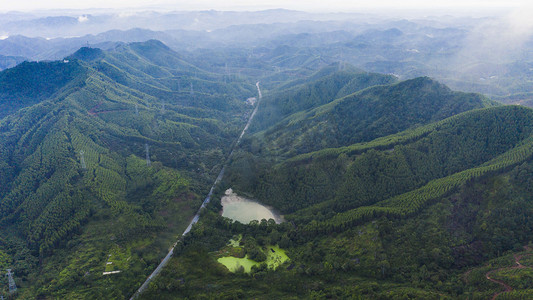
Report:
102,270,121,275
246,97,257,106
6,269,16,293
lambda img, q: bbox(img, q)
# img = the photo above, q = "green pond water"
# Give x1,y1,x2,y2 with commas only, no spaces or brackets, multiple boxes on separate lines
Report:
221,189,283,224
217,245,289,273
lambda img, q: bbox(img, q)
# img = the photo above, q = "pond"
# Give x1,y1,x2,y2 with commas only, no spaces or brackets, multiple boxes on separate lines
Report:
220,188,283,224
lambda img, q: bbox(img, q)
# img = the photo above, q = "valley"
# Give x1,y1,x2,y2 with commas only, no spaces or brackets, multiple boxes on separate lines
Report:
0,5,532,300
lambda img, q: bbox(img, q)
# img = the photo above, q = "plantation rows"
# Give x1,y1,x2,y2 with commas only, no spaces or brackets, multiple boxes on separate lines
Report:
304,134,533,234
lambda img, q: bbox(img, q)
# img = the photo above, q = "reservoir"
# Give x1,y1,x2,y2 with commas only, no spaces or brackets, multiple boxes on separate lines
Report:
221,188,283,224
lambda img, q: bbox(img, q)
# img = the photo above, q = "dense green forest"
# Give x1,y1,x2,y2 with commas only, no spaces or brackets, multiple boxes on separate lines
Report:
148,70,533,298
142,157,533,299
248,74,495,158
0,41,257,298
141,104,533,298
1,39,532,299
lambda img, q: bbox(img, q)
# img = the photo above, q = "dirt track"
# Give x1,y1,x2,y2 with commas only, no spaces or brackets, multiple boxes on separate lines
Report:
484,247,532,300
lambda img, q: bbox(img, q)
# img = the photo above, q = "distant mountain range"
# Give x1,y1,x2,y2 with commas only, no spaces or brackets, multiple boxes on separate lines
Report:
1,11,532,107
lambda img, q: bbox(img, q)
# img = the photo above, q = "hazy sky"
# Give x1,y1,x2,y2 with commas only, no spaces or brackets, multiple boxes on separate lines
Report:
0,0,529,13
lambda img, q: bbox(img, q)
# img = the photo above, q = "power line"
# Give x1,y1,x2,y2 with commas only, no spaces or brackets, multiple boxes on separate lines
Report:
145,143,151,167
79,150,87,170
6,269,16,294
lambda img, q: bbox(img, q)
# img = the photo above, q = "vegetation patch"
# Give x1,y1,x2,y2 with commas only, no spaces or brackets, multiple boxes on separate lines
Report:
216,236,289,273
104,245,131,273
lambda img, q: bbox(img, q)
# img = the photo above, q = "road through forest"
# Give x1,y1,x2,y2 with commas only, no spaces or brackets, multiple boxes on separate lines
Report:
130,82,263,299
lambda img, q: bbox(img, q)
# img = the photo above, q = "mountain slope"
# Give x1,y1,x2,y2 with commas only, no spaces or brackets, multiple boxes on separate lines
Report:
249,65,398,134
143,104,533,299
229,105,533,215
0,60,86,118
0,40,257,298
0,54,25,71
250,75,495,158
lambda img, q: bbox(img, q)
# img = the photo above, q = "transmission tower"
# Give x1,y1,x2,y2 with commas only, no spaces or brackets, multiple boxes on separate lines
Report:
79,150,87,170
190,82,194,96
224,62,229,83
161,101,165,114
135,104,139,116
145,143,151,167
6,269,16,294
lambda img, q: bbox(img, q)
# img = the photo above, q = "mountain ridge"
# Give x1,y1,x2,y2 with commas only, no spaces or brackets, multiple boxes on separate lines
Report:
0,40,257,298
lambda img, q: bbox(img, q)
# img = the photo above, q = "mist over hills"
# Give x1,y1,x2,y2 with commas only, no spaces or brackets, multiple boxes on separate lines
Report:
1,9,532,107
0,54,26,71
0,6,533,299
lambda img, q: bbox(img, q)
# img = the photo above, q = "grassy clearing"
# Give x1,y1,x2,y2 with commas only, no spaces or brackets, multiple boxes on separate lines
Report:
217,256,259,273
216,241,289,273
265,245,289,270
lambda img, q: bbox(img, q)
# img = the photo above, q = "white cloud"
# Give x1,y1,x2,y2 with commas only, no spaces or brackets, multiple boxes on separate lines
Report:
77,15,89,22
453,2,533,70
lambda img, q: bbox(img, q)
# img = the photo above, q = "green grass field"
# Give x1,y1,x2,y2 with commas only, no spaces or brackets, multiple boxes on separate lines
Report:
217,243,289,273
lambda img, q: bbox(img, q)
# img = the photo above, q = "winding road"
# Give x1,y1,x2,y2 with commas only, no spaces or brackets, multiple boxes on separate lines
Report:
130,82,263,299
484,247,532,300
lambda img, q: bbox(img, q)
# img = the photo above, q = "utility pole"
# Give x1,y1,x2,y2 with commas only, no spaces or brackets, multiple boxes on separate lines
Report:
145,143,151,167
134,104,139,116
190,82,194,96
79,151,87,170
161,101,165,114
6,269,16,294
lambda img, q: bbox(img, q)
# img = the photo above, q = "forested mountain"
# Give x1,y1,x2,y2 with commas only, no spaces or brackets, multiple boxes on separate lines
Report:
145,95,533,299
0,60,85,118
0,55,26,71
249,64,398,133
146,153,533,299
249,72,495,157
0,40,256,298
241,105,533,215
0,32,532,299
133,67,533,299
